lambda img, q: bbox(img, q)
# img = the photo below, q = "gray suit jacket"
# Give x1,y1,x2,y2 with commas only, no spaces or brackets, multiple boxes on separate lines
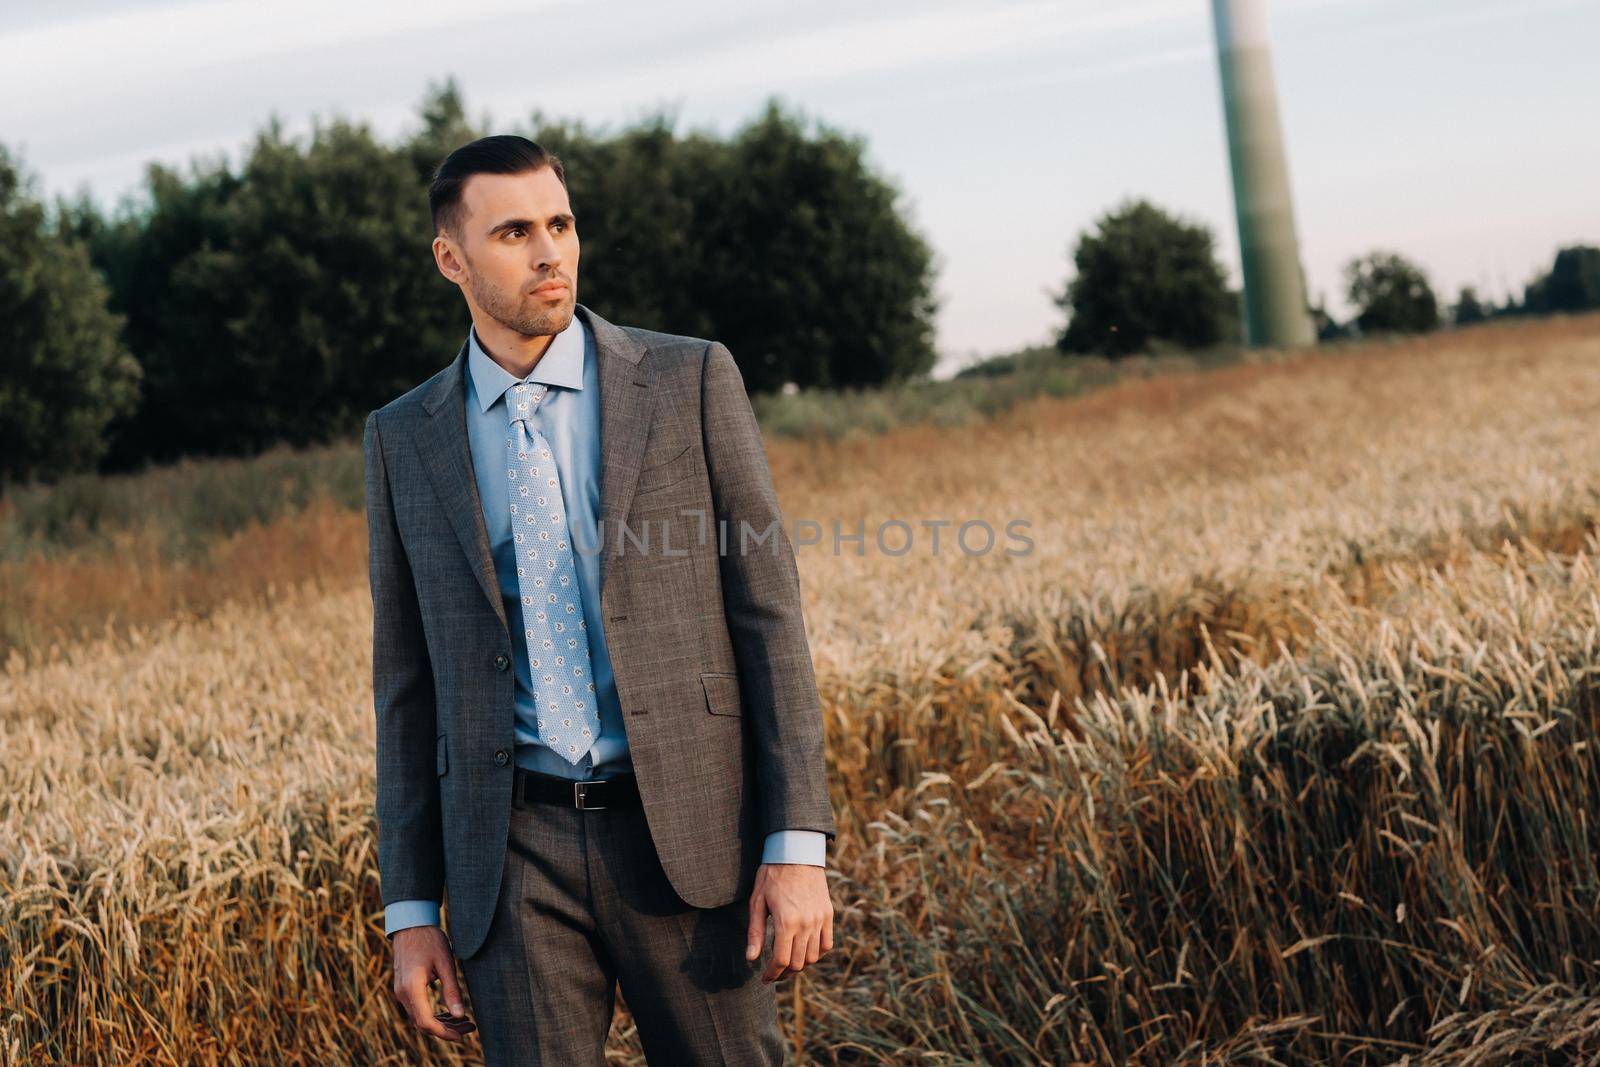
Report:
363,303,835,961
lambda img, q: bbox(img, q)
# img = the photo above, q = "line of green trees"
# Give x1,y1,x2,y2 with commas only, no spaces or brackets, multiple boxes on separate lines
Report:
1051,197,1600,355
7,76,1595,494
1,80,939,490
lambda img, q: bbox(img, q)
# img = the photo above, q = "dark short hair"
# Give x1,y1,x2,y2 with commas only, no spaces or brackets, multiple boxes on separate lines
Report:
429,135,567,241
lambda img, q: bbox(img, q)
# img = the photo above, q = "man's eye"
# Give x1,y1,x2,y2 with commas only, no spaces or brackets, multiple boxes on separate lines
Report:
552,222,567,233
506,228,524,239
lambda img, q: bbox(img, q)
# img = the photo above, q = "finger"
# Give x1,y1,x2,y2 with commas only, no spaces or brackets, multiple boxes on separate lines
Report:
746,892,769,963
821,906,834,955
784,926,818,979
418,1007,465,1044
423,1017,465,1043
803,925,822,966
401,971,463,1044
436,954,467,1018
764,923,796,983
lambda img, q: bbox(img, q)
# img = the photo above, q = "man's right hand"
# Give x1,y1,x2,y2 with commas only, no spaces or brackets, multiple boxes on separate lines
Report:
391,926,471,1043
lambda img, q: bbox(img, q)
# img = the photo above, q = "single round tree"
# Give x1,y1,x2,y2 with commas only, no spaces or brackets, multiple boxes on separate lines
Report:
1054,198,1233,358
1343,250,1439,334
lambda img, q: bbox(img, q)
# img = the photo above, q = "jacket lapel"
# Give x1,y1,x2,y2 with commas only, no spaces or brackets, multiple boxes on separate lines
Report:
578,303,653,578
418,337,508,634
415,303,654,634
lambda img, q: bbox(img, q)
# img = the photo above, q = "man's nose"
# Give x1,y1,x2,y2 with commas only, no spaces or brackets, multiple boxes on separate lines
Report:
529,229,562,270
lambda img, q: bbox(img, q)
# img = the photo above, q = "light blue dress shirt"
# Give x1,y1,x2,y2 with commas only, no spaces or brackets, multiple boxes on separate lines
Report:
385,315,824,937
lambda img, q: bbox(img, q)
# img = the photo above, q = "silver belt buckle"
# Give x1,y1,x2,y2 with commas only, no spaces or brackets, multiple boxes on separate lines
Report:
574,780,605,810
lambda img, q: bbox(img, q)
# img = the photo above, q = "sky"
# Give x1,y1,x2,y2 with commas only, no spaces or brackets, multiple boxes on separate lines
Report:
3,0,1597,376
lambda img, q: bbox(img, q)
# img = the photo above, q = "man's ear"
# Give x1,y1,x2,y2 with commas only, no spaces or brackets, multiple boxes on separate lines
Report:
433,234,466,284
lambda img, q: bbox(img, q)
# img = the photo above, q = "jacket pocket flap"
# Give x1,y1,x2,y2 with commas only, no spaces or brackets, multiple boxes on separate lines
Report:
699,672,742,716
635,443,695,494
435,733,449,776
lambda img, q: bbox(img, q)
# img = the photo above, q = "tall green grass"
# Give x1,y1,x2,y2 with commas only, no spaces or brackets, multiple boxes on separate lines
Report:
0,440,364,564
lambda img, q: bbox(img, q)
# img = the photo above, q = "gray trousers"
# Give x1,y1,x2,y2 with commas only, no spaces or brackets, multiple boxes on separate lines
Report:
458,793,784,1065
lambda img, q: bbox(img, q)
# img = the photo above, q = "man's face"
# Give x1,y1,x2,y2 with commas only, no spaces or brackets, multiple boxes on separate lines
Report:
442,165,579,337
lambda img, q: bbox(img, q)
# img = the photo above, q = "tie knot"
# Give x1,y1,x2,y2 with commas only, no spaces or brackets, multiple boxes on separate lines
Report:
507,381,548,425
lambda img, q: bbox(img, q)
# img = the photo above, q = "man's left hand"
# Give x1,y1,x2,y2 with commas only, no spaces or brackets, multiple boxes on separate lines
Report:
745,863,833,982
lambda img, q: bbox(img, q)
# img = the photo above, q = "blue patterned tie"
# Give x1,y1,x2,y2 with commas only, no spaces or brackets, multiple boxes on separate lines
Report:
505,380,599,766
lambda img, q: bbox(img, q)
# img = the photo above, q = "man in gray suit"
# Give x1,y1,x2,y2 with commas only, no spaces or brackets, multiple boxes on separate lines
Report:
362,135,835,1064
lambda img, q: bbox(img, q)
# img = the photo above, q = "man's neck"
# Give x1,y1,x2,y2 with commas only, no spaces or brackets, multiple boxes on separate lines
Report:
473,318,557,380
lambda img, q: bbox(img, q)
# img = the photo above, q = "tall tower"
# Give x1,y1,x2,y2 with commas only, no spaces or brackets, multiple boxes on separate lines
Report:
1211,0,1316,347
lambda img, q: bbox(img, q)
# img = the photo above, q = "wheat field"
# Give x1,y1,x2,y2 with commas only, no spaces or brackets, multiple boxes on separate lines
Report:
6,315,1600,1064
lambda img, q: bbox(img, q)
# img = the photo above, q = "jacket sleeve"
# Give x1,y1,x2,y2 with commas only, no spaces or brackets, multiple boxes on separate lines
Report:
364,410,446,907
700,342,836,841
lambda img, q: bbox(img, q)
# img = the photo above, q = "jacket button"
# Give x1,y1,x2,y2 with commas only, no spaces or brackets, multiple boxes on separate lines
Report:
494,749,510,766
494,652,510,671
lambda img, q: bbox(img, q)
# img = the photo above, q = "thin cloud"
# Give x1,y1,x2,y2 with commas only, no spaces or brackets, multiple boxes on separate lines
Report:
534,1,1204,109
0,0,559,95
861,44,1212,111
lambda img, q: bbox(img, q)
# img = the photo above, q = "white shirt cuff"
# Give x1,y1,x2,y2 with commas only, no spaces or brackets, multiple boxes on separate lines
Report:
760,830,826,867
384,899,441,937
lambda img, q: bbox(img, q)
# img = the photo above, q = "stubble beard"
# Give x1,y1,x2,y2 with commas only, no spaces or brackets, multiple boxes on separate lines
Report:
467,262,575,338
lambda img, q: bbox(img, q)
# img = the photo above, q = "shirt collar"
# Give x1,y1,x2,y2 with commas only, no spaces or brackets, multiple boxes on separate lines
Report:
466,314,587,414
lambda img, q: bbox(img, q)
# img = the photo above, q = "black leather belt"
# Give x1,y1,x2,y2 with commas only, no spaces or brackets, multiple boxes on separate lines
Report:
514,766,640,811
